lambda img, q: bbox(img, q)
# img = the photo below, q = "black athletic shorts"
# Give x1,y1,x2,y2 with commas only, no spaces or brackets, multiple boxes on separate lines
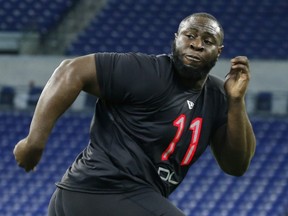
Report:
48,187,186,216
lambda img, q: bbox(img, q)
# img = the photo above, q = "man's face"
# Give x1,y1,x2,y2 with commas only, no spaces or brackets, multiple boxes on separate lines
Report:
172,16,223,80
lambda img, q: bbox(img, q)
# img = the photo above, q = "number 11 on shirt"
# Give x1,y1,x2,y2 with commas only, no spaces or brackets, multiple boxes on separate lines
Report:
161,115,203,166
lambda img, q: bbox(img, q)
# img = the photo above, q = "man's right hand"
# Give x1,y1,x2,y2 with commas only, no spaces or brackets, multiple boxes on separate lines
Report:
13,138,43,172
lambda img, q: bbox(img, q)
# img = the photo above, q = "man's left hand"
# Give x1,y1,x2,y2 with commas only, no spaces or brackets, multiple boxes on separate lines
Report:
224,56,250,100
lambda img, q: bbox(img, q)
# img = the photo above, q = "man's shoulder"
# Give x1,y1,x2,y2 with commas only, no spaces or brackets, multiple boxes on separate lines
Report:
127,53,173,71
95,52,172,64
207,74,224,85
133,52,172,63
206,74,226,95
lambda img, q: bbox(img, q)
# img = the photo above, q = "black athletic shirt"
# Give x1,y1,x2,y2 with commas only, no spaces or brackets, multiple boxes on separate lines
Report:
56,52,228,197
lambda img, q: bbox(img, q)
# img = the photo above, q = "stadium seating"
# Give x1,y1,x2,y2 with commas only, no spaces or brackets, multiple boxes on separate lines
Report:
66,0,287,59
0,0,286,59
1,111,288,216
0,111,91,216
0,0,78,34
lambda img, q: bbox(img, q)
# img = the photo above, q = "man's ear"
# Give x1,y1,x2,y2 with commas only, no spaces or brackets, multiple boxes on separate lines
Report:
174,33,178,39
217,45,224,57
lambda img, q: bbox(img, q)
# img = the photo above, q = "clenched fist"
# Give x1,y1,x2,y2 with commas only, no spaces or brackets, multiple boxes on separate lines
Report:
13,138,44,172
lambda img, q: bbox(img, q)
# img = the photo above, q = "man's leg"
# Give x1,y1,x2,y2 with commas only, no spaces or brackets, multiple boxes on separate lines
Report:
48,187,185,216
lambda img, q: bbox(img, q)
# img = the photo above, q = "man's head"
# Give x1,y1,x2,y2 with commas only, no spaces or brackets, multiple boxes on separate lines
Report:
172,12,224,81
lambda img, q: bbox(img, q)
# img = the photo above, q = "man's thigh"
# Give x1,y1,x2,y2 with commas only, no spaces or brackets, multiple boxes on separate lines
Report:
48,187,185,216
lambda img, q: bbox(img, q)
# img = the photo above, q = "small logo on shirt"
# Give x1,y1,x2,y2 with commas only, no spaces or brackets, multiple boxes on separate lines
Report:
187,100,194,110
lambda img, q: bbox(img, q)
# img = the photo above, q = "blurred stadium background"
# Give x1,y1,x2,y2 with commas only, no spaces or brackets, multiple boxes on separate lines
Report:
0,0,288,215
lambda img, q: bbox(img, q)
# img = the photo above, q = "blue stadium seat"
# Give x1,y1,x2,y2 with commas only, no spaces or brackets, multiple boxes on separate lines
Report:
0,86,15,107
255,92,273,113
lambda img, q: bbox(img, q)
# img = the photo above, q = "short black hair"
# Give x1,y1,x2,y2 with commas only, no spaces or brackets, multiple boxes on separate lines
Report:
178,12,224,45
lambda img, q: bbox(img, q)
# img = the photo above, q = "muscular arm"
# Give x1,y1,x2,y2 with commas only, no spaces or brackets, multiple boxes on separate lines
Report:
13,54,99,171
211,56,256,176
